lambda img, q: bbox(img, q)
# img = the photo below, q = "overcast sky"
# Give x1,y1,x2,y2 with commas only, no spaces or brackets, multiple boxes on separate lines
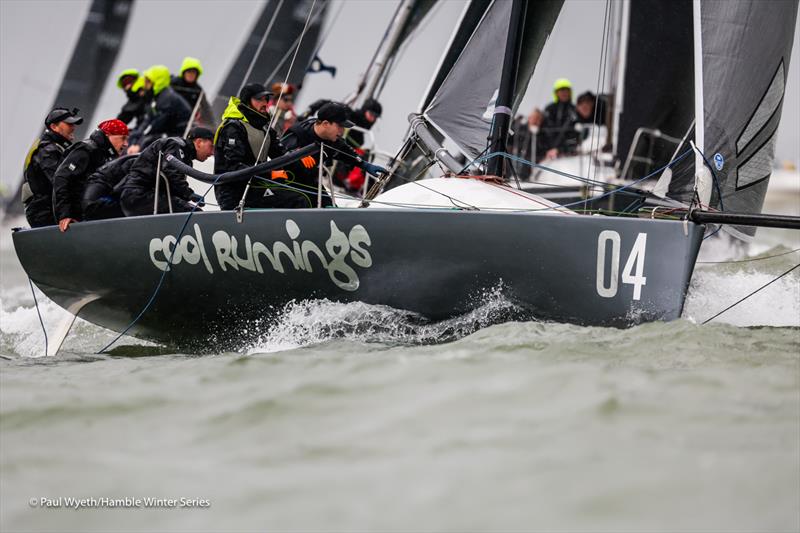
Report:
1,0,798,194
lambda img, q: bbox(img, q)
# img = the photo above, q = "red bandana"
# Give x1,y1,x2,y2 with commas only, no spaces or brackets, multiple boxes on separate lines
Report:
97,119,129,136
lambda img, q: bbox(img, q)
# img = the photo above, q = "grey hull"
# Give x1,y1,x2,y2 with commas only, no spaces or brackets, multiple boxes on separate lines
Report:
12,209,704,346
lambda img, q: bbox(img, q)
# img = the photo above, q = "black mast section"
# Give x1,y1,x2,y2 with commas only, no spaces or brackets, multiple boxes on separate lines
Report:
486,0,527,177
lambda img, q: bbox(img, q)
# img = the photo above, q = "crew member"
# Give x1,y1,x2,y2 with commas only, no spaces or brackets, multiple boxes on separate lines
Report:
116,69,148,128
267,82,297,133
171,57,215,128
52,119,128,232
281,102,387,207
541,78,579,159
21,107,83,228
338,97,383,191
128,65,192,153
213,83,288,210
82,154,138,221
120,127,214,216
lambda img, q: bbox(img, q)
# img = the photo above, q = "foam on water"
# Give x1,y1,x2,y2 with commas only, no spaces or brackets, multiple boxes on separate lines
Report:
685,252,800,327
244,286,525,355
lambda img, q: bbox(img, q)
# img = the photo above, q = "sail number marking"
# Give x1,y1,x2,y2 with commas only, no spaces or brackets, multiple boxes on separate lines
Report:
596,231,647,300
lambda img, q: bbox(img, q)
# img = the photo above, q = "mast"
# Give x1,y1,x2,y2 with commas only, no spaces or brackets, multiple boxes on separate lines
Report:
353,0,417,107
486,0,527,177
611,0,630,157
692,0,712,207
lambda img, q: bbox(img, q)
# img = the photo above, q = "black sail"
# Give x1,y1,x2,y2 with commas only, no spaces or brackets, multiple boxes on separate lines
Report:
425,0,562,160
615,0,694,180
211,0,328,118
697,0,798,236
3,0,134,218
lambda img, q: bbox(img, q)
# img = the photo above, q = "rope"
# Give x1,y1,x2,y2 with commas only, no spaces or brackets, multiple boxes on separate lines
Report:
319,142,481,210
697,247,800,264
269,0,318,132
96,177,220,354
28,277,48,356
588,0,611,184
701,263,800,324
263,0,325,89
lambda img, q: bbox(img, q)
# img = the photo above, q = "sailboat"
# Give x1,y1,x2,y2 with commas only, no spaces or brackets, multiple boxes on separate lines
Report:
11,0,800,348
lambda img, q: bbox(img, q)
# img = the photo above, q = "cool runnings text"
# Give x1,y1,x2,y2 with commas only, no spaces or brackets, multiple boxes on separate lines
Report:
148,219,372,291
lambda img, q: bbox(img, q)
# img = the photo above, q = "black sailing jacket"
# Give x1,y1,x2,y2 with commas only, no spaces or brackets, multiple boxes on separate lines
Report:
52,129,119,221
22,129,72,227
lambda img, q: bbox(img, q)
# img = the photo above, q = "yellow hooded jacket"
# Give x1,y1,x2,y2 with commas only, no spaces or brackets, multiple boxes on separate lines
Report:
143,65,171,96
180,57,203,77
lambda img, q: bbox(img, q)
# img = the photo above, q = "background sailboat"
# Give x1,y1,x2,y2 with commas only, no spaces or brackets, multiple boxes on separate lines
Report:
2,0,134,218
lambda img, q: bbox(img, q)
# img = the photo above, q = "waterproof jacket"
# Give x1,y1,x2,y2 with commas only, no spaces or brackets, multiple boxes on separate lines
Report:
22,129,72,227
213,97,286,210
541,101,579,155
123,137,196,199
130,66,191,148
171,76,215,127
282,118,364,187
83,154,139,202
82,155,138,221
118,86,149,127
52,129,119,221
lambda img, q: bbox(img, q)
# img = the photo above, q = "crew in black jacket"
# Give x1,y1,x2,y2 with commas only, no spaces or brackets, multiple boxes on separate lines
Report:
115,69,148,128
52,119,129,232
21,107,83,227
281,102,387,207
213,83,287,210
82,154,139,220
120,127,214,216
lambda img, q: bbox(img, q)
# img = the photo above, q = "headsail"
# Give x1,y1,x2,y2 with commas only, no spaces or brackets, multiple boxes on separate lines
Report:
691,0,798,236
424,0,562,160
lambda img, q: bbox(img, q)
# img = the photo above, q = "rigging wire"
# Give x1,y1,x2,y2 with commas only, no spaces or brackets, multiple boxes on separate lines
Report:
697,247,800,264
268,0,318,132
310,0,346,58
701,263,800,324
587,0,612,185
240,0,285,93
263,0,326,87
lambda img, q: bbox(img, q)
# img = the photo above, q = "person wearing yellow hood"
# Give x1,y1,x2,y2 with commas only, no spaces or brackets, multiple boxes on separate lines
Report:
171,57,215,128
115,68,149,128
127,64,192,154
541,77,579,160
213,83,289,210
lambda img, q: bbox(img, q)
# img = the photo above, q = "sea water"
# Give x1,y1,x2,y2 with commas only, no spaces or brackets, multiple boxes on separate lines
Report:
1,217,798,532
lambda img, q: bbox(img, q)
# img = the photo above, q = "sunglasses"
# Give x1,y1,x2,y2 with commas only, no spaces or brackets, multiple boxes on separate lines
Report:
49,107,80,125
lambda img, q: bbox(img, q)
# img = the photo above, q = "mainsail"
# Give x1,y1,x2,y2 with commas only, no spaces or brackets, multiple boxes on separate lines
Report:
424,0,562,160
614,0,694,180
211,0,328,117
690,0,798,237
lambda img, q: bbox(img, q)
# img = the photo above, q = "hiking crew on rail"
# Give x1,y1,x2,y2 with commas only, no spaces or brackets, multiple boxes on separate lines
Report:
20,59,390,231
